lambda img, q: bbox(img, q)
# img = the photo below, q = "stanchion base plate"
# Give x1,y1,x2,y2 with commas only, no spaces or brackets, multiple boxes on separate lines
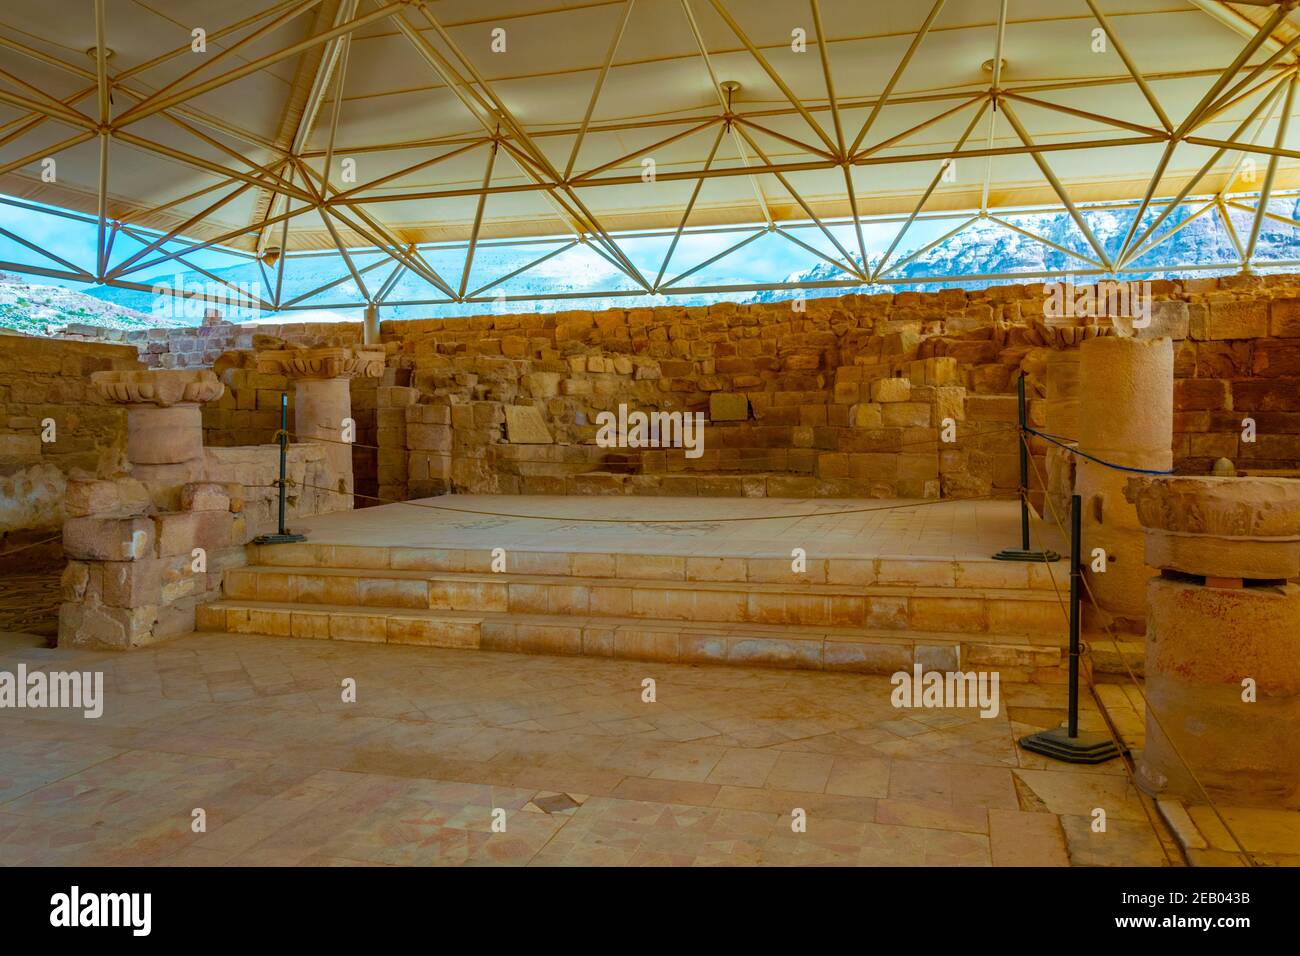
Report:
1019,727,1124,764
253,533,307,544
991,548,1060,562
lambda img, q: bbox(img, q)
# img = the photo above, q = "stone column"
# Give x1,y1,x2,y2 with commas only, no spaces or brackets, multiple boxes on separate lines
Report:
1076,335,1173,631
91,370,225,508
1030,321,1113,531
69,370,229,649
1044,349,1079,524
1126,476,1300,809
255,347,384,500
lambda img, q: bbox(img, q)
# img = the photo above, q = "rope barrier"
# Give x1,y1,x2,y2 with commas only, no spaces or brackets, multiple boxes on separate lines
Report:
260,478,999,523
283,420,1023,459
1025,425,1176,476
0,532,62,559
1017,480,1177,867
1019,431,1254,865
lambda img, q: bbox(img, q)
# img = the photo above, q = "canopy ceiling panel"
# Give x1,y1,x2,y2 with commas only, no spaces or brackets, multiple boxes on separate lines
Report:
0,0,1298,302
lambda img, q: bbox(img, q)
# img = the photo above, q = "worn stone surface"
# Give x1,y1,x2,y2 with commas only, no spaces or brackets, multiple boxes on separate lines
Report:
503,405,553,444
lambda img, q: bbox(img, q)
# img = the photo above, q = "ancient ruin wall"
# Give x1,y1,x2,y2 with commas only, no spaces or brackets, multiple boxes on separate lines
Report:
370,274,1300,502
0,335,141,563
33,272,1300,506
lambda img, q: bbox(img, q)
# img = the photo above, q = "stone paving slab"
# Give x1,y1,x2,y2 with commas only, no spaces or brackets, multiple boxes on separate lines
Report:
0,629,1180,867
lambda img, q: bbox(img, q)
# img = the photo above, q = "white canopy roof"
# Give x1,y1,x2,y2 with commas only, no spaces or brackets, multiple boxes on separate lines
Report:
1,0,1298,299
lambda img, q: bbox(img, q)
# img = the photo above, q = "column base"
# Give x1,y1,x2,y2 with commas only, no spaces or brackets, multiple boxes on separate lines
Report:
253,532,307,544
992,548,1061,562
1019,726,1125,764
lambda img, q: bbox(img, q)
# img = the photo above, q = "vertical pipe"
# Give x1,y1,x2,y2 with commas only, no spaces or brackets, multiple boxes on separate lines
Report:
1068,492,1082,738
363,301,380,346
277,392,289,536
1243,73,1297,268
1018,372,1030,551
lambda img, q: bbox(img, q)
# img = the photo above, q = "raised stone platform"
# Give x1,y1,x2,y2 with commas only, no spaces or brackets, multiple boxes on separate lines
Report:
195,496,1092,677
226,494,1068,559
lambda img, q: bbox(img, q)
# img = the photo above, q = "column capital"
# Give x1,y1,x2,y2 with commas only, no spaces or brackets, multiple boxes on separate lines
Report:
1126,475,1300,579
91,369,224,407
254,346,385,381
1029,319,1116,349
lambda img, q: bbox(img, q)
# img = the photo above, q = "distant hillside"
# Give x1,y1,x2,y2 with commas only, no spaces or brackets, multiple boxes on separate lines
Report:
0,272,186,336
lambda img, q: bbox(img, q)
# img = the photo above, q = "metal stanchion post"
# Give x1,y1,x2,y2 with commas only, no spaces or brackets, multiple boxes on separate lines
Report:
1018,493,1122,764
993,371,1060,562
253,392,307,545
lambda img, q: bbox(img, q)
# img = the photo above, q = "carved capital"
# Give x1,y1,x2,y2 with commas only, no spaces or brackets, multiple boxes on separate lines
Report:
1029,319,1116,349
91,369,224,407
254,346,385,381
1125,475,1300,579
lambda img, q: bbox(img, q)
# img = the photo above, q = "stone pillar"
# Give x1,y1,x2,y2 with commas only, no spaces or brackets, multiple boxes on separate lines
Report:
67,370,232,649
1077,335,1173,631
1029,321,1113,533
1044,348,1080,523
255,347,384,500
91,370,225,509
1126,476,1300,809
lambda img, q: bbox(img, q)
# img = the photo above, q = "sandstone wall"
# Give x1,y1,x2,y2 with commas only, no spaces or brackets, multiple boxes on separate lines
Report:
373,291,1045,501
58,319,363,369
363,273,1300,503
1173,290,1300,474
36,272,1300,509
0,335,141,562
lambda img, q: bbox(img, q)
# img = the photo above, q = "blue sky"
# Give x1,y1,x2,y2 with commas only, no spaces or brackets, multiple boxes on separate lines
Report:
0,192,955,320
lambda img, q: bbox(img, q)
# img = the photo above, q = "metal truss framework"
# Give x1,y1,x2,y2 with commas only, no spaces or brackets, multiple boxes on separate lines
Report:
1,0,1299,316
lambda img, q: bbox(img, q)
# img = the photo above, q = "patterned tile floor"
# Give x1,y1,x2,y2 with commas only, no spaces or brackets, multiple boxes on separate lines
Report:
0,628,1180,867
293,496,1070,560
0,568,61,644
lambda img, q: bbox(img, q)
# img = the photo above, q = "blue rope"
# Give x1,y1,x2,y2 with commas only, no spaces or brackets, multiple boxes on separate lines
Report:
1023,425,1176,476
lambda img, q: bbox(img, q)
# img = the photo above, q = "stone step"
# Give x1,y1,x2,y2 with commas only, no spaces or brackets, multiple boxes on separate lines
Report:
196,599,1068,677
248,542,1065,592
221,565,1064,636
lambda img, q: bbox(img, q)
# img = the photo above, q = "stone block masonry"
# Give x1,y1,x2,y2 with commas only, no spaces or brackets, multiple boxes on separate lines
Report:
374,293,1040,500
357,275,1300,502
57,368,345,650
0,334,141,566
32,272,1300,506
58,319,363,370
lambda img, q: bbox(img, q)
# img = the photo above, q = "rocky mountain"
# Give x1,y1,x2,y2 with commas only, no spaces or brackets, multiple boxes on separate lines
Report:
746,198,1300,304
75,241,732,322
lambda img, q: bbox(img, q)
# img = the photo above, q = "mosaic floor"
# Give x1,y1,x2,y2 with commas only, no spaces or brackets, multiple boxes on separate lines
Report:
0,568,61,644
296,496,1069,560
0,629,1180,866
